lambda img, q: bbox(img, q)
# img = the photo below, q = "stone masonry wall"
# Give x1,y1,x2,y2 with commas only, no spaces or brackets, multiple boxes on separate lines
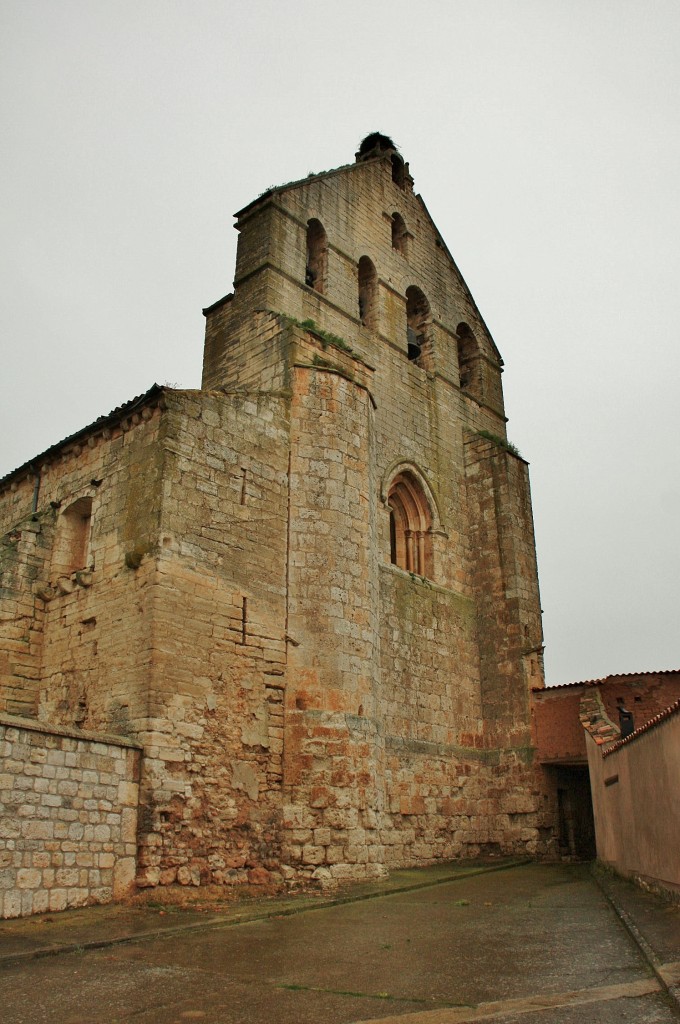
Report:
198,145,551,878
282,344,385,884
0,515,49,718
205,154,507,431
378,568,550,865
464,434,544,748
0,393,166,738
132,387,292,887
0,714,140,918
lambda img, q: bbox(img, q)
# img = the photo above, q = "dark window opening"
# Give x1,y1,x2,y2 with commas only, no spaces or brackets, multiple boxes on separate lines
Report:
358,255,378,329
391,213,408,256
391,154,405,188
406,286,432,369
456,321,480,393
305,219,327,294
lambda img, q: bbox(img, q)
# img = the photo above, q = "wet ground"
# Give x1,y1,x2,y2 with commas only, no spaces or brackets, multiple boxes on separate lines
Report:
1,862,679,1023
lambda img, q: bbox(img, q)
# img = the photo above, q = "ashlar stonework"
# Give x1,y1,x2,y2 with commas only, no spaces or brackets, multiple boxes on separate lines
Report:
0,715,140,918
0,134,554,906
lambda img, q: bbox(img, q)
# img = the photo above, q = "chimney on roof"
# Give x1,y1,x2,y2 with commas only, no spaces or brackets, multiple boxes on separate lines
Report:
618,706,635,738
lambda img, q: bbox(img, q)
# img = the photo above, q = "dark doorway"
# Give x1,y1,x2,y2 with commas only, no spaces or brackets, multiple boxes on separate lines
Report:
552,765,596,860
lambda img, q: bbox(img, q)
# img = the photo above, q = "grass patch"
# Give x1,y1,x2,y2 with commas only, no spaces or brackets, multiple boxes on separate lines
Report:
285,315,354,355
476,430,522,458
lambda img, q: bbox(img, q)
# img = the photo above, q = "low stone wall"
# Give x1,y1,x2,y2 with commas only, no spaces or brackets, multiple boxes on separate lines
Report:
0,714,141,918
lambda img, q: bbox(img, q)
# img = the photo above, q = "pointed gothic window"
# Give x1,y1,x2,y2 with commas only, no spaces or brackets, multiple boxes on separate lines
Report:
387,472,433,578
305,219,327,294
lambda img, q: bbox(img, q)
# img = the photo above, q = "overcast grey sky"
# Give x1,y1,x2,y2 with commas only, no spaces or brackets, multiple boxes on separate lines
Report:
1,0,678,685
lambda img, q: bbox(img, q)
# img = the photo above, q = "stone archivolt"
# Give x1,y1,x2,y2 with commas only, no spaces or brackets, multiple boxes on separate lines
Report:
387,469,434,578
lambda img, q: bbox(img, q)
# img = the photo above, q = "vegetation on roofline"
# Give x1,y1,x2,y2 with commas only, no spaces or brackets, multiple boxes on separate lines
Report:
299,319,353,353
283,315,354,355
258,171,320,198
476,430,522,458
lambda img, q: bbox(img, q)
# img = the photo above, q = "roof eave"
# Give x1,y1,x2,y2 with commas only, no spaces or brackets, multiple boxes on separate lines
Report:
0,383,166,490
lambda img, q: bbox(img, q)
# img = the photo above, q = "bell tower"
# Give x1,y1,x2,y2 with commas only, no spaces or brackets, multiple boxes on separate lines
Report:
200,133,546,879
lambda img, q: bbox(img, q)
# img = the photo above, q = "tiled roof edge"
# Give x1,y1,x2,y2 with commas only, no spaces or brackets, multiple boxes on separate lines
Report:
0,383,166,489
533,668,680,693
603,698,680,757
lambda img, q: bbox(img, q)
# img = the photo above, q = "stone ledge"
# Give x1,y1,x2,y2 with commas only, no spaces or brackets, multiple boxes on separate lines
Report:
0,714,142,750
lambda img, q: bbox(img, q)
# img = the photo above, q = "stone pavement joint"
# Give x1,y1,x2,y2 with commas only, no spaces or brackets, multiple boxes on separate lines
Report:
350,978,663,1024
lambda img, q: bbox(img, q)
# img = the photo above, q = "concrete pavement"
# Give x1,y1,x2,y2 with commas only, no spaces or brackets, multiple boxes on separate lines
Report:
0,860,526,964
1,861,679,1023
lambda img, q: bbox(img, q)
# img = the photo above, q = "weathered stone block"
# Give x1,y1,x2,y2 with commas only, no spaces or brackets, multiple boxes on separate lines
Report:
301,844,325,865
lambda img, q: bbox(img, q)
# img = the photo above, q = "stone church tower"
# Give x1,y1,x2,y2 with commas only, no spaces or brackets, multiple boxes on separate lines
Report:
1,135,549,897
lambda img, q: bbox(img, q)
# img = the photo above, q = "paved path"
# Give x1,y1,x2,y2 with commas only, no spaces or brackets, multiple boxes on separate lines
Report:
1,863,679,1023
